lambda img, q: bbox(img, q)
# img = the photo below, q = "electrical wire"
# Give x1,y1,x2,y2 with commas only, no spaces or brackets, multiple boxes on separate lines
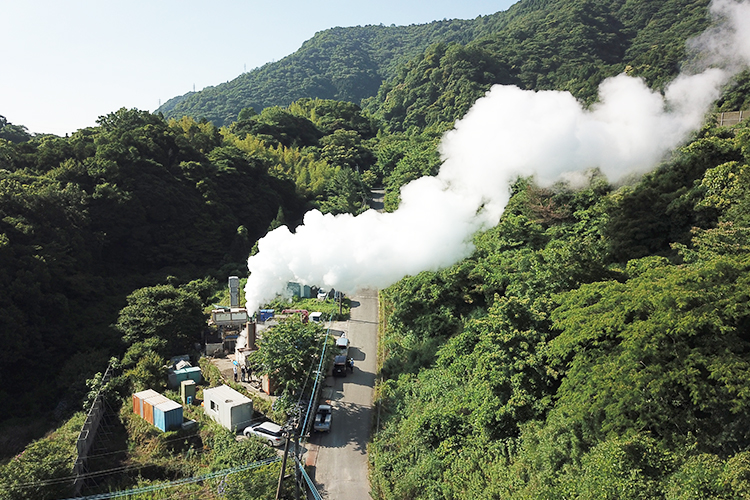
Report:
13,417,273,490
301,321,332,434
296,457,322,500
57,456,282,500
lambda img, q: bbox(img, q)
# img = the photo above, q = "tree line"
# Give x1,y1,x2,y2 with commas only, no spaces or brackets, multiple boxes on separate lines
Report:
369,122,750,498
2,0,750,497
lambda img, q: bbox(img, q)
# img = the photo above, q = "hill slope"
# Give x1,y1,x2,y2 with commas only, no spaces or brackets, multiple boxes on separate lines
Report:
157,17,500,126
158,0,712,130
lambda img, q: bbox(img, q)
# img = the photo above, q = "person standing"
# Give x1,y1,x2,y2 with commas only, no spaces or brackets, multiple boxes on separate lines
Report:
233,365,238,382
241,365,246,382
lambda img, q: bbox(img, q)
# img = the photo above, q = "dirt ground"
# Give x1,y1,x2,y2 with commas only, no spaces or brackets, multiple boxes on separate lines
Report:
207,354,274,404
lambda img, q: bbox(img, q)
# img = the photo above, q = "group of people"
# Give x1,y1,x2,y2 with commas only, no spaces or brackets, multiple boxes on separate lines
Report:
232,364,252,382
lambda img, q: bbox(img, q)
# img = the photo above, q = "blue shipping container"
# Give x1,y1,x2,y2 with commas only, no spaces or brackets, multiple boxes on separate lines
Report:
153,399,183,432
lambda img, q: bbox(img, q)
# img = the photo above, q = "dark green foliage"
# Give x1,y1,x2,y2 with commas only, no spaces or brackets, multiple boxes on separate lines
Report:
0,115,32,143
117,283,205,356
0,413,84,500
158,19,488,126
365,42,518,132
5,0,750,494
550,252,750,453
371,123,750,497
229,106,322,148
375,131,443,211
366,0,711,128
318,167,370,215
248,316,330,396
223,461,295,500
717,70,750,112
0,108,307,426
606,131,744,262
157,0,712,131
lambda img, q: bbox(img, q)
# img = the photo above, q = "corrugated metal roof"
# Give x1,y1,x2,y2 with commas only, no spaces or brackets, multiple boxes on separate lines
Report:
133,389,160,399
155,399,182,411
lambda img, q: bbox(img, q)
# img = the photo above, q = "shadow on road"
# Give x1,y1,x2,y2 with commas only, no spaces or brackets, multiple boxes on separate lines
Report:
311,400,371,454
348,346,366,362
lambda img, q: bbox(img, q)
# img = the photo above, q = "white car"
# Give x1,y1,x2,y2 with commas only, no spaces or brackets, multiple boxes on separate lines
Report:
317,288,328,300
243,421,286,447
336,335,350,356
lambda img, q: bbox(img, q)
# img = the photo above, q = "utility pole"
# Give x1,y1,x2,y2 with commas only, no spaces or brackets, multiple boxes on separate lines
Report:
275,434,291,500
276,414,302,500
294,432,301,500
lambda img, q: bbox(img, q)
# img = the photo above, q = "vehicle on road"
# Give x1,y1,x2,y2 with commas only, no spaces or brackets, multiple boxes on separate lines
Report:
333,354,348,377
243,421,286,447
336,335,349,356
313,404,332,432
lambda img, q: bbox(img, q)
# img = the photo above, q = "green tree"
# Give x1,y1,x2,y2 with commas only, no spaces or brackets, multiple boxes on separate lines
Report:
0,413,83,500
248,316,327,396
318,168,369,215
0,115,31,143
549,250,750,453
115,283,205,358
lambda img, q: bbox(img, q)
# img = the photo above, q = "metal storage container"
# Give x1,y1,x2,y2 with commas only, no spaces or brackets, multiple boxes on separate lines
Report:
153,399,183,432
181,379,197,404
202,384,253,432
259,309,274,322
168,366,202,388
133,389,160,418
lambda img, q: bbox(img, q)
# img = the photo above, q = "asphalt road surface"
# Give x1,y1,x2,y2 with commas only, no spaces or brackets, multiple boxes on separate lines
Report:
310,288,378,499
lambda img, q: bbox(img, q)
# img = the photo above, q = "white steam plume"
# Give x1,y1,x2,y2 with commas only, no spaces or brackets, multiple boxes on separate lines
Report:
245,0,750,312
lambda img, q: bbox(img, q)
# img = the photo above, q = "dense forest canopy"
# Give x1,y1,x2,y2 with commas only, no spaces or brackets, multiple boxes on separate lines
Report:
2,0,750,497
158,0,724,132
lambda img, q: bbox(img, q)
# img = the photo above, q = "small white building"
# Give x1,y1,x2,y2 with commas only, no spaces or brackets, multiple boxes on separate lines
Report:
203,384,253,432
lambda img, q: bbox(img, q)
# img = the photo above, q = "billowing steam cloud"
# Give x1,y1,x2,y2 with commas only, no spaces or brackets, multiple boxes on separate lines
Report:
245,0,750,312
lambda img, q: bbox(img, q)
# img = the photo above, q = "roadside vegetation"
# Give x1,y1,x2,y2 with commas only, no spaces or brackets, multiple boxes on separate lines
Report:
2,0,750,497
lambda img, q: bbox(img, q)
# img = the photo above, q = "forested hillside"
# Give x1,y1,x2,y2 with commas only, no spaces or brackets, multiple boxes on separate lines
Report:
157,18,495,127
371,122,750,498
2,0,750,497
159,0,717,132
0,98,375,450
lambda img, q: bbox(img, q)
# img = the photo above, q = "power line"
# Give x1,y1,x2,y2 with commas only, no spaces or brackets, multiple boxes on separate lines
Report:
58,456,282,500
301,322,333,434
296,456,322,500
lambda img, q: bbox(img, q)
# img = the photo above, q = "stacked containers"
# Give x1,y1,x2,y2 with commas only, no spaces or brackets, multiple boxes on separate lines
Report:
154,399,183,431
133,389,160,418
132,389,183,432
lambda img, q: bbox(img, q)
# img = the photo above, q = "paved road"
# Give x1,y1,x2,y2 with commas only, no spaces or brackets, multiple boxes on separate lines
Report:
370,188,384,212
310,288,378,499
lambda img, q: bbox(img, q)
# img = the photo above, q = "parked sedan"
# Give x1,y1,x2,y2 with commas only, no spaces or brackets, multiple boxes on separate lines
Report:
313,404,332,432
243,421,286,447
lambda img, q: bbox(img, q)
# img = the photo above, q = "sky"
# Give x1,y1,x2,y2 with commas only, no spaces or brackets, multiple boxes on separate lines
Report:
0,0,518,136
